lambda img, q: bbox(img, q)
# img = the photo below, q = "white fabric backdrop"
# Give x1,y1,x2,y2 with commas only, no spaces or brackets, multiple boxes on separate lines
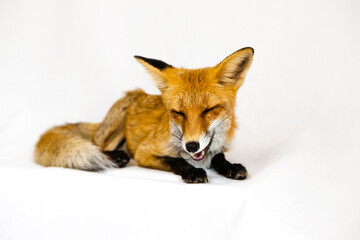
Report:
1,0,359,239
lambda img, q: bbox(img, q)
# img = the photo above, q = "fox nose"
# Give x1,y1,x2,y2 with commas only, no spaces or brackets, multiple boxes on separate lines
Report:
185,141,199,153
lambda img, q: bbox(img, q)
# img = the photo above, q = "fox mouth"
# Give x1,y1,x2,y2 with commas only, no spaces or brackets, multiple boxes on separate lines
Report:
188,135,214,161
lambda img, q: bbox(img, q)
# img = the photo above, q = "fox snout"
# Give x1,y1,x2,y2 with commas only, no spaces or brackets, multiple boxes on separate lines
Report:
180,132,215,162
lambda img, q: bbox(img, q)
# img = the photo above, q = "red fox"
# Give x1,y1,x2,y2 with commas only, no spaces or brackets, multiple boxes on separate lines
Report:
35,47,254,183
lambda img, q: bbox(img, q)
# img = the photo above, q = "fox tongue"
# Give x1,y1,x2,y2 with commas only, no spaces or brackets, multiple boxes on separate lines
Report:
191,150,206,161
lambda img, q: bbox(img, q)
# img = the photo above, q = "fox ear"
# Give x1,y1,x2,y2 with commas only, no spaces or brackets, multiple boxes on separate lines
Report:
216,47,254,89
134,56,173,91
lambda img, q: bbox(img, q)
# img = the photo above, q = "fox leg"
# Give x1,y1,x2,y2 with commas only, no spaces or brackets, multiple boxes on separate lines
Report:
211,153,248,180
103,150,130,168
163,157,208,183
102,139,130,168
134,145,208,183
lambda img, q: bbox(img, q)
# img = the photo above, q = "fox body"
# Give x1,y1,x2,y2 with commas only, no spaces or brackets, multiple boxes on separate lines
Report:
35,47,254,183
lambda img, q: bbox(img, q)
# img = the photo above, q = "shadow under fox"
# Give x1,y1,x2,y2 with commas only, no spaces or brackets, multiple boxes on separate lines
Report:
35,47,254,183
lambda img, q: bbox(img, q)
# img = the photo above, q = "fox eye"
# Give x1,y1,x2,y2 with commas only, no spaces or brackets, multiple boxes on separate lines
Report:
171,110,185,118
202,105,218,115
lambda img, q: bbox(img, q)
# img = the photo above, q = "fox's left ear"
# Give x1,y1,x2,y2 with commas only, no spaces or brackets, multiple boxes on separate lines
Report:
215,47,254,89
134,55,173,91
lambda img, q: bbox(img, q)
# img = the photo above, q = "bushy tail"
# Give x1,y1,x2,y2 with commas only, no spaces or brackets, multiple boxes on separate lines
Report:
34,124,117,171
34,90,143,171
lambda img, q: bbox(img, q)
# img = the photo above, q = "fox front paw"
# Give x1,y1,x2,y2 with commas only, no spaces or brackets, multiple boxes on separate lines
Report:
104,150,130,168
221,164,248,180
181,168,208,184
211,153,248,180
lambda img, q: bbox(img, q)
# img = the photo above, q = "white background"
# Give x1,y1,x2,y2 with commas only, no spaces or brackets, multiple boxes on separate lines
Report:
0,0,360,239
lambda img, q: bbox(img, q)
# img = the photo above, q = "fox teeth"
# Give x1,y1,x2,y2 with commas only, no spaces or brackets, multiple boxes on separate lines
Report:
190,150,205,160
190,150,204,157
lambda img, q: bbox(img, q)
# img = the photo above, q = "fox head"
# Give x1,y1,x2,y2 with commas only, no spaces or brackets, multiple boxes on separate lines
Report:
134,47,254,166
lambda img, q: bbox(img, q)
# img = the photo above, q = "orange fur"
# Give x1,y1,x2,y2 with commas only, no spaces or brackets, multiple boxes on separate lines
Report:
34,47,254,174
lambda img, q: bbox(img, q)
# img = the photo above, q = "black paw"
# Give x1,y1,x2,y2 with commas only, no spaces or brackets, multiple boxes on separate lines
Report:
104,150,130,168
221,164,248,180
181,168,208,183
